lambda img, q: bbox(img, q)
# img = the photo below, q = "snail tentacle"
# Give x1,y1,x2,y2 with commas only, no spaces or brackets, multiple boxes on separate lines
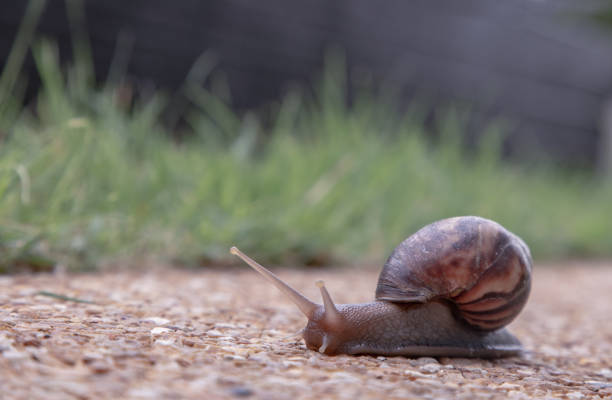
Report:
316,280,342,328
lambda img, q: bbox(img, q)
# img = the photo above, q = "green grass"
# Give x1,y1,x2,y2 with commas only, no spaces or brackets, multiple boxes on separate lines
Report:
1,5,612,272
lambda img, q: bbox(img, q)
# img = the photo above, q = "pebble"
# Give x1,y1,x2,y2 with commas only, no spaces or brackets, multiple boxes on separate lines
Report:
420,363,441,374
230,387,254,397
597,368,612,378
506,390,530,399
215,323,237,329
221,347,249,357
281,360,302,369
150,327,171,335
2,349,27,360
404,369,430,379
498,383,521,390
516,368,534,376
328,372,361,383
154,339,175,346
87,360,111,374
0,334,14,348
585,380,612,390
224,355,246,361
143,317,170,325
462,367,486,375
413,357,438,366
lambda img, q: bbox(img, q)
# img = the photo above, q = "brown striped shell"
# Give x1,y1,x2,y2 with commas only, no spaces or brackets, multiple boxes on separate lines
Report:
375,216,532,331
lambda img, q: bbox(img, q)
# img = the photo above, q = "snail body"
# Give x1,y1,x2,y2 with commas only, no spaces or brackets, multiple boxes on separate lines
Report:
230,216,532,358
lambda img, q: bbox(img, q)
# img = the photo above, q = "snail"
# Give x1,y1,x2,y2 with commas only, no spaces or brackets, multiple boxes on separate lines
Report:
230,216,532,358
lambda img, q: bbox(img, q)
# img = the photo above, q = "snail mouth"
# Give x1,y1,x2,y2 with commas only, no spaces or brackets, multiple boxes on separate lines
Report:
308,334,341,355
303,319,334,354
302,309,346,355
318,335,331,353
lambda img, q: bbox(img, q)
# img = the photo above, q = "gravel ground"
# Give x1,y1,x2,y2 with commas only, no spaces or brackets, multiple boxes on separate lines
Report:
0,262,611,399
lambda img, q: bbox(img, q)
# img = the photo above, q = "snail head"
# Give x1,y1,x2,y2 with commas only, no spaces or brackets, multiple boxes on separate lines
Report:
230,247,344,353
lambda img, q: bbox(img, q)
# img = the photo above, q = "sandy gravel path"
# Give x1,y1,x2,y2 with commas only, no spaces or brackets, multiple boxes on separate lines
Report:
0,263,611,399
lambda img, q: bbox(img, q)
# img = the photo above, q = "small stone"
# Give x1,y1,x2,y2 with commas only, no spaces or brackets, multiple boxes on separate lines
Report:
0,334,14,348
515,368,534,376
206,329,223,337
507,390,529,399
498,382,520,390
150,327,171,335
585,380,612,390
82,353,104,363
229,386,254,397
598,368,612,378
328,372,361,383
154,338,175,346
404,369,429,379
281,360,301,369
16,336,41,347
50,349,79,366
566,391,584,399
461,367,485,375
420,363,441,374
215,322,237,329
1,349,27,360
224,354,246,361
546,368,565,376
176,358,191,367
143,317,170,325
88,360,111,374
413,357,438,366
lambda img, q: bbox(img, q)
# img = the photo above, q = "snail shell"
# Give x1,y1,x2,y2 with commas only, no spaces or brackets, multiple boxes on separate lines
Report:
376,216,532,331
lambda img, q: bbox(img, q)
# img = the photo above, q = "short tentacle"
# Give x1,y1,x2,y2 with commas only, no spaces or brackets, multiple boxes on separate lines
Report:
316,280,342,328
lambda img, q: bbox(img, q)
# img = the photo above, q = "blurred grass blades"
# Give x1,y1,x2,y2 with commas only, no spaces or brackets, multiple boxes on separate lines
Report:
36,290,96,304
0,4,611,271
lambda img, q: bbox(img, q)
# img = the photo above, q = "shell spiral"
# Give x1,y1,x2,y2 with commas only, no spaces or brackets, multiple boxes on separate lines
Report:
375,216,532,331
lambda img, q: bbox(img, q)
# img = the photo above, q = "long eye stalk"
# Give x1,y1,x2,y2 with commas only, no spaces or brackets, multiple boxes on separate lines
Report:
230,247,318,319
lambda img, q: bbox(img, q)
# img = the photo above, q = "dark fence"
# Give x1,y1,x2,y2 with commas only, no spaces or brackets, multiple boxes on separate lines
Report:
2,0,612,169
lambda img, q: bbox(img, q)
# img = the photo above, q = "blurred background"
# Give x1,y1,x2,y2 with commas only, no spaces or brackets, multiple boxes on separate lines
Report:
1,0,611,272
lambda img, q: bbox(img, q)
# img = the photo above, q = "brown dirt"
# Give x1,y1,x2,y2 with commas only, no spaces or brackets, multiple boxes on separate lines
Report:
1,262,611,399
